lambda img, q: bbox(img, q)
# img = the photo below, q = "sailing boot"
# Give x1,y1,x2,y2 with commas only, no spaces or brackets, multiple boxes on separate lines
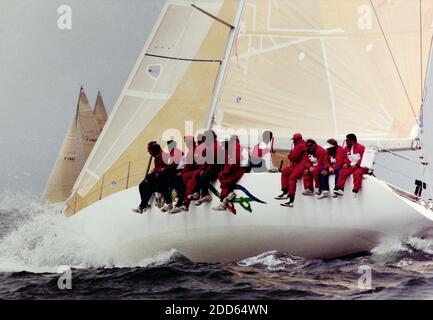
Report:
317,191,330,199
332,189,343,197
194,194,212,206
212,202,227,211
170,205,188,214
187,192,200,201
161,203,173,212
302,189,314,196
132,205,150,214
275,190,289,200
280,195,295,207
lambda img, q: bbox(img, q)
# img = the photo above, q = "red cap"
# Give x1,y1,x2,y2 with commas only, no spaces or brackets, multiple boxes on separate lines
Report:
292,133,302,140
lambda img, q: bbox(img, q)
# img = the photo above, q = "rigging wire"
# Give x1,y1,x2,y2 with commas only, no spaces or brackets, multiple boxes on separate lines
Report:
375,162,421,182
369,0,420,126
420,0,424,102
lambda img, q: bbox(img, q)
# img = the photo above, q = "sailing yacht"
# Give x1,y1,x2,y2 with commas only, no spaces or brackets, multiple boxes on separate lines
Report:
62,0,433,263
42,87,102,203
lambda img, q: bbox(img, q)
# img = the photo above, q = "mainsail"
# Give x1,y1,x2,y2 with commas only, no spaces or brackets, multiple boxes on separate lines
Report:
65,0,433,215
213,0,433,144
42,88,101,203
65,0,242,215
94,91,108,133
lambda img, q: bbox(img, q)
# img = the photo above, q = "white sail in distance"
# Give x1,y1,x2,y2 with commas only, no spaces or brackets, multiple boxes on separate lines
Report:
213,0,433,146
42,88,101,203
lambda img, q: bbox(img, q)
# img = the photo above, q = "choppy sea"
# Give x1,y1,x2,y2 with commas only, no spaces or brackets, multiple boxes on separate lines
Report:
1,192,433,300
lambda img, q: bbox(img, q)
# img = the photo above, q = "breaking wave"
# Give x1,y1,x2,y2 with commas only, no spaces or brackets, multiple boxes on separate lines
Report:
0,193,181,273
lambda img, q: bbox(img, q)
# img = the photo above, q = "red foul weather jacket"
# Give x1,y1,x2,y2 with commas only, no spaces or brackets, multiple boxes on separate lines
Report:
288,139,308,167
196,140,222,173
330,146,346,170
152,151,167,174
343,143,365,167
304,145,331,170
162,148,184,174
220,140,242,177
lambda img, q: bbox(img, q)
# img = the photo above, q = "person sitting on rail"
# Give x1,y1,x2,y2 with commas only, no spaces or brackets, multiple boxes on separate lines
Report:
333,133,367,198
169,136,199,214
302,139,331,196
155,139,183,212
213,135,246,211
191,130,223,206
276,133,309,208
250,130,277,172
317,138,345,199
132,141,167,214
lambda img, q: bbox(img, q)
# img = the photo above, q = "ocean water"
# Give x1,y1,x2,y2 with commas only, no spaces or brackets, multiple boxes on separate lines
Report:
1,192,433,300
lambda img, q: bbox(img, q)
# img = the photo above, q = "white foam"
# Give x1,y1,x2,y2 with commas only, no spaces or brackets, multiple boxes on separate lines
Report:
371,237,411,256
238,250,302,271
407,237,433,255
0,193,177,273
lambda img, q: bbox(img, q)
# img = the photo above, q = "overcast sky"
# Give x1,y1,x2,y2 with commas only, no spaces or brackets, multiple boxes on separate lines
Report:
0,0,164,196
1,0,433,199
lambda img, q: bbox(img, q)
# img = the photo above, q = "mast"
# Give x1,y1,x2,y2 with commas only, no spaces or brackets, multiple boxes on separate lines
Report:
205,0,246,129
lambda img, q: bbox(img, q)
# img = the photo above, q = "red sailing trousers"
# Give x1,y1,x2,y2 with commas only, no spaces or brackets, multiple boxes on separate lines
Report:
303,167,321,191
183,169,201,204
219,167,245,199
335,167,368,191
281,165,305,196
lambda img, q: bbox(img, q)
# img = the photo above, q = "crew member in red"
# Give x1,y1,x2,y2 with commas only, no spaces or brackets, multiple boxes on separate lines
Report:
317,138,345,199
333,133,368,198
302,139,331,196
157,140,184,212
250,130,276,172
187,130,223,206
132,141,167,213
213,135,246,211
169,136,199,214
275,133,308,208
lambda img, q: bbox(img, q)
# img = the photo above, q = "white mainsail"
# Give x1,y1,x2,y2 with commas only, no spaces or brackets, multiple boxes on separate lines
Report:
213,0,433,145
42,88,101,203
93,91,108,133
66,0,240,215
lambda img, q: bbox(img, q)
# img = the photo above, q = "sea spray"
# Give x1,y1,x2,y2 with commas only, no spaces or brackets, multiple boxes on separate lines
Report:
0,193,179,273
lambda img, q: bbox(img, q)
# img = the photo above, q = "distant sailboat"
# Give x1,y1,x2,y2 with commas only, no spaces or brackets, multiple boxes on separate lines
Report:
42,87,101,204
63,0,433,263
93,91,108,133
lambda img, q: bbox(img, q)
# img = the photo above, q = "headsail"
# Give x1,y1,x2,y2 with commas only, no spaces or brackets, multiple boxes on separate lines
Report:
65,0,243,215
212,0,433,146
93,91,108,133
76,88,100,160
42,87,101,203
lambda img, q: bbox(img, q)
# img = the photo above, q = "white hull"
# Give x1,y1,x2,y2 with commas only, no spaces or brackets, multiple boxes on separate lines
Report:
68,173,433,263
